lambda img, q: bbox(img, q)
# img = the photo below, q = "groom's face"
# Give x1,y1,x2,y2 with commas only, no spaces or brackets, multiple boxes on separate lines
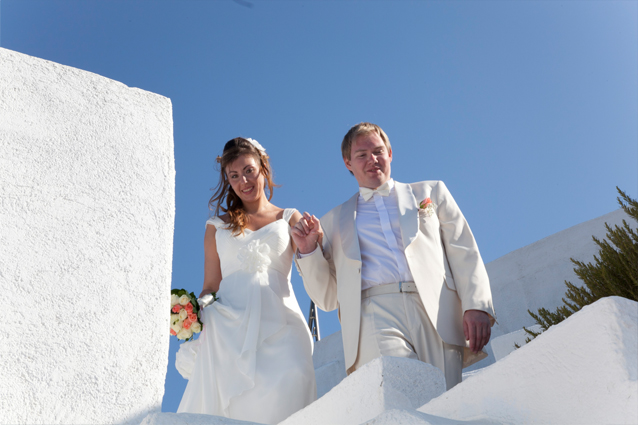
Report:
344,132,392,189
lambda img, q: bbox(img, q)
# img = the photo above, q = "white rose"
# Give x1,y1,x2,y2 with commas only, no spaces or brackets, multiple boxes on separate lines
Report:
179,295,191,306
179,309,188,321
171,294,180,306
177,327,193,340
171,320,183,334
190,322,202,333
170,314,181,325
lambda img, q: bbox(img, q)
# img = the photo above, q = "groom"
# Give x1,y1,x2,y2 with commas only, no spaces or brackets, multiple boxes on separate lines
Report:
291,122,495,389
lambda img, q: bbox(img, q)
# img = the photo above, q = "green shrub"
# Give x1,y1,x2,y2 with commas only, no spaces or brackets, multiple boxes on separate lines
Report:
521,187,638,344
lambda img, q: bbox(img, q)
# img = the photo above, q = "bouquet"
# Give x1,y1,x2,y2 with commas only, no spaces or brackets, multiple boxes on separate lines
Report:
170,289,205,341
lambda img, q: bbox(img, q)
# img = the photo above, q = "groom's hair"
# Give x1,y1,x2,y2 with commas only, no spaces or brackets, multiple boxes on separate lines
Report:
341,122,392,161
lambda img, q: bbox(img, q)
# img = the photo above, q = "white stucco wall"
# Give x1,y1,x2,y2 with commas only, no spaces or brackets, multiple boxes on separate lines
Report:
467,208,630,370
312,330,347,398
487,209,628,336
0,48,175,424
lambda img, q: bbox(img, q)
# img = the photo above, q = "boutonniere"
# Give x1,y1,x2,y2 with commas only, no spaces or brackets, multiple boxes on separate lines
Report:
419,197,436,217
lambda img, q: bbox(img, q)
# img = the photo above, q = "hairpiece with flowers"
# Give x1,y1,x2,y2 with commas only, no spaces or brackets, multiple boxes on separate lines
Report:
245,138,266,153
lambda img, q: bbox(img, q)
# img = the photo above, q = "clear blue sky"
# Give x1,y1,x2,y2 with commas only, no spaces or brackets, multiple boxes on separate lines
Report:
2,0,636,413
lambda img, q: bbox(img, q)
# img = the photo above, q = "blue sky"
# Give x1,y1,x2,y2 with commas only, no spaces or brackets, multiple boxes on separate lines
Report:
2,0,636,413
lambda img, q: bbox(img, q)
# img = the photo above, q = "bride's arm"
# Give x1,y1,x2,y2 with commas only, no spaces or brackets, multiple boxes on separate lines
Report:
290,210,322,254
200,224,222,297
289,210,303,253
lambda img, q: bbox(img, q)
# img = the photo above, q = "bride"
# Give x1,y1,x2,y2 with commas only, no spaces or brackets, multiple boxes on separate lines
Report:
176,137,317,423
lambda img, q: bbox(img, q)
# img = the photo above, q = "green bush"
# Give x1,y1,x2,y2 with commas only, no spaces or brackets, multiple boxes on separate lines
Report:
521,187,638,344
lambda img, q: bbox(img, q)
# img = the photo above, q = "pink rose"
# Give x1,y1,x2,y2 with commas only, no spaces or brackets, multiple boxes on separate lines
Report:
183,319,192,330
188,313,197,322
170,328,177,336
419,198,432,209
172,304,182,313
185,303,193,313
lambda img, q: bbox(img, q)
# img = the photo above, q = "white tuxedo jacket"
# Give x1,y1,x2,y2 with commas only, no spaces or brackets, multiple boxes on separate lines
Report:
296,180,496,374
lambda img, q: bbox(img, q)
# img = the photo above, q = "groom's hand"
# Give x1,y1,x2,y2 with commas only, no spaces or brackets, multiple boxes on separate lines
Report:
291,212,323,255
463,310,491,353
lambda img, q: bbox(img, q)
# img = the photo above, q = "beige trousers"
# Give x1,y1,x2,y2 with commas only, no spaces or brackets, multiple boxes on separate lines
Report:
352,291,463,390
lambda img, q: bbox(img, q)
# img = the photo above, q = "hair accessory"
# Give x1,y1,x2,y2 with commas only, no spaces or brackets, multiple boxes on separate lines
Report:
245,138,266,153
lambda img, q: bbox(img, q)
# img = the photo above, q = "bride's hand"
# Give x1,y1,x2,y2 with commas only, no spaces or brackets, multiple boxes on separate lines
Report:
291,212,323,255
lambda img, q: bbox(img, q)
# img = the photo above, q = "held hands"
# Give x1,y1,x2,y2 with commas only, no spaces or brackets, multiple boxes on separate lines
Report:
291,212,323,255
463,310,491,353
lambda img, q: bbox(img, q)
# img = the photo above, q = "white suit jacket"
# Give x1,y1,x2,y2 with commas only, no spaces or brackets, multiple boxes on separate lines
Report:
295,180,496,374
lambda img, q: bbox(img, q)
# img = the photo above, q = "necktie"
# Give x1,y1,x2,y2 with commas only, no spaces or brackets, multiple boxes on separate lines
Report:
359,181,391,201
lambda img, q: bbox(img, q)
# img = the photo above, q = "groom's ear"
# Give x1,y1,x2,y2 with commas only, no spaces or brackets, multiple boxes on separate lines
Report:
343,156,355,176
343,156,352,171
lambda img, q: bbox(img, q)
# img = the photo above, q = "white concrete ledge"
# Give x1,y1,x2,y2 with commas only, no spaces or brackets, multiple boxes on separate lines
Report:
490,325,542,361
282,356,445,425
419,297,638,425
361,409,500,425
140,413,264,425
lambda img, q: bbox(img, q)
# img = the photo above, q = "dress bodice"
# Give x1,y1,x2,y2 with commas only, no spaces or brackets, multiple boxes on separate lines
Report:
206,208,296,281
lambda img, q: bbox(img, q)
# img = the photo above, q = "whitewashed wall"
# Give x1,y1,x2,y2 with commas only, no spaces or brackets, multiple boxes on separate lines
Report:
0,48,175,424
312,330,347,398
464,208,629,370
486,209,629,335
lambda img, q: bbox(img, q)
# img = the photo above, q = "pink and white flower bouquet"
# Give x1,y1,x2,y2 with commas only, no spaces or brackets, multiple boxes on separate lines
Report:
170,289,208,341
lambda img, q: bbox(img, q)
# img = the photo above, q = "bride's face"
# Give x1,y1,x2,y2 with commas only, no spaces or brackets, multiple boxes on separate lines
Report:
226,154,265,203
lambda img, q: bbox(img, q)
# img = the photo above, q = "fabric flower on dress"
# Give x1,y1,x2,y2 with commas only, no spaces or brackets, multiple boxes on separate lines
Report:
419,197,437,217
237,239,272,273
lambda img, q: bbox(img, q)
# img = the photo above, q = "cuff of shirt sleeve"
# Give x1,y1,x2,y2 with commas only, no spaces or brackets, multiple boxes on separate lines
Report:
297,244,319,259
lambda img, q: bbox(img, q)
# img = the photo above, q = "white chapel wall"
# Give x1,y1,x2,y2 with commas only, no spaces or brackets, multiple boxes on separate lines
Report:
0,48,175,424
486,208,629,336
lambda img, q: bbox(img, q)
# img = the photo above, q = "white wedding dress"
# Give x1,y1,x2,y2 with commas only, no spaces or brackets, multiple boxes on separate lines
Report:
176,208,316,424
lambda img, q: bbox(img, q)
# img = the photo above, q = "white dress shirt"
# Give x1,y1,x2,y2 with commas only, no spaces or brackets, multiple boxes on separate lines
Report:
356,179,414,290
298,179,414,290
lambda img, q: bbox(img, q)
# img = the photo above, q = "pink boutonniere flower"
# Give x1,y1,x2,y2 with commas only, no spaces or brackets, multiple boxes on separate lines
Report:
419,198,432,209
419,197,436,217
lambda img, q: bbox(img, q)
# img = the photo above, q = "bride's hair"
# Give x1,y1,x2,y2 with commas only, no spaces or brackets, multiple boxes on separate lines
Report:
209,137,276,236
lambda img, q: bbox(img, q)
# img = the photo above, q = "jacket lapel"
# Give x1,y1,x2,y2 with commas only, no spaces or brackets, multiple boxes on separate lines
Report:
395,181,419,249
340,192,362,263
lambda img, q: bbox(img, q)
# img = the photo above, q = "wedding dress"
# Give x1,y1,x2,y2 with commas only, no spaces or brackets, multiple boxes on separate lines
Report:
176,208,316,424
